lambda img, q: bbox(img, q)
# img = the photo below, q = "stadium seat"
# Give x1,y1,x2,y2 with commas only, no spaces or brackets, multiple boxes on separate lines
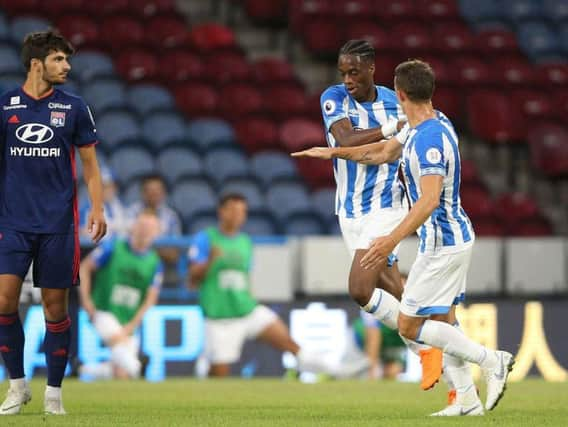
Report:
473,30,520,56
171,177,217,219
83,0,130,16
145,15,189,49
0,0,40,16
42,0,88,19
115,49,159,82
508,218,553,236
528,123,568,177
99,16,145,51
244,0,288,26
493,192,540,224
0,13,9,40
159,50,203,84
142,112,187,149
416,0,459,21
70,51,115,82
432,22,473,54
554,89,568,119
263,84,307,119
250,151,299,187
234,117,280,153
311,187,336,223
279,118,325,151
242,210,279,235
295,157,334,189
390,23,432,54
175,82,219,118
302,19,342,57
0,43,22,74
517,21,560,61
220,177,265,211
466,91,524,142
0,73,25,90
510,89,554,121
203,148,250,186
542,0,568,24
432,86,463,123
458,0,503,26
55,14,99,49
265,180,312,220
186,118,236,152
82,79,127,114
289,0,334,33
121,178,142,206
460,159,482,186
499,0,543,25
185,210,217,234
131,0,177,19
283,212,327,236
127,83,175,116
375,0,417,20
204,52,251,85
109,146,155,184
344,21,393,53
96,111,142,149
460,184,494,220
493,57,535,87
374,56,401,87
253,57,297,85
536,63,568,87
189,23,236,51
10,16,51,44
470,218,505,236
448,56,492,87
417,55,451,86
336,0,374,18
218,83,263,118
156,145,203,186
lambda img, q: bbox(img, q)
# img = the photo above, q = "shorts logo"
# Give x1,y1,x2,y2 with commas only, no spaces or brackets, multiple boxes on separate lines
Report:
50,111,66,128
426,148,442,164
15,123,54,144
323,100,336,115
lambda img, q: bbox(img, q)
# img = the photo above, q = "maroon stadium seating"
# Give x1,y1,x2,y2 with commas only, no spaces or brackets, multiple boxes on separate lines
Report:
536,63,568,87
115,49,159,82
448,56,492,87
130,0,177,19
433,86,464,123
280,118,325,151
295,157,334,189
302,19,342,56
145,15,189,49
375,0,417,20
253,58,297,85
159,50,203,83
0,0,40,16
189,23,236,51
218,84,264,118
460,184,494,220
510,89,554,121
175,83,219,118
494,192,540,223
344,21,393,53
263,84,308,119
100,16,145,50
415,0,459,21
473,30,520,56
83,0,130,17
235,117,280,153
494,57,535,87
56,14,100,49
432,22,474,54
471,218,505,236
528,123,568,177
244,0,288,25
467,91,525,142
390,23,432,55
204,52,251,84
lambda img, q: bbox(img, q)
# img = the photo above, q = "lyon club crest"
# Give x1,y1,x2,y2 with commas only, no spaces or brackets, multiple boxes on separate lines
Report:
50,111,66,128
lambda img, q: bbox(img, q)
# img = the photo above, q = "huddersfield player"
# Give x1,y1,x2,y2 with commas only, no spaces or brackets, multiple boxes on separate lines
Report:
302,39,442,389
0,30,107,415
293,60,514,416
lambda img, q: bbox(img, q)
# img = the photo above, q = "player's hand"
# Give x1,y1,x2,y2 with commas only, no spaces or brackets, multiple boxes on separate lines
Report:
88,209,107,243
291,147,334,160
360,235,397,270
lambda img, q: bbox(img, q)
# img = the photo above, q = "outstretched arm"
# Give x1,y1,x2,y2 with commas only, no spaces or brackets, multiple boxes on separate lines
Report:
292,137,403,165
330,117,404,147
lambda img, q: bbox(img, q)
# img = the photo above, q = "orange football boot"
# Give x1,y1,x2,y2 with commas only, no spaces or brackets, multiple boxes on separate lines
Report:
419,347,443,390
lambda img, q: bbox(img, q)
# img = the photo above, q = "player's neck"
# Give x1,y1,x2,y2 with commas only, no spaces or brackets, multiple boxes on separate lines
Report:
218,223,239,236
22,75,53,100
405,101,435,128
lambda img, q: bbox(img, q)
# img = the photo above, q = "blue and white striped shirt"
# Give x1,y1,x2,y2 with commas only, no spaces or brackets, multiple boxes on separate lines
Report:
320,84,405,218
400,111,474,253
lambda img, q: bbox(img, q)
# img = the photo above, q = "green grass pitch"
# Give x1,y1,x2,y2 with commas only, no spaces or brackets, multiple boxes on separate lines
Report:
2,378,566,426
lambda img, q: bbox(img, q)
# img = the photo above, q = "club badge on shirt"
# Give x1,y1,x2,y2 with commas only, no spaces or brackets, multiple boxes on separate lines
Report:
50,111,66,128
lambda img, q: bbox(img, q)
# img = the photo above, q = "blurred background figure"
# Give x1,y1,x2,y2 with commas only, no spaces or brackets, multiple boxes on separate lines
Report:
78,212,163,380
188,193,335,377
79,166,128,242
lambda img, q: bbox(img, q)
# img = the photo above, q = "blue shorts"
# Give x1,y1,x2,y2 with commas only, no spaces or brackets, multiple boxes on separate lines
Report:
0,229,80,288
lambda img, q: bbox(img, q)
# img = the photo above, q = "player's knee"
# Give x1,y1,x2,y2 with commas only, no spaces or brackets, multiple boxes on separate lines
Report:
0,294,18,312
397,317,418,340
348,278,372,306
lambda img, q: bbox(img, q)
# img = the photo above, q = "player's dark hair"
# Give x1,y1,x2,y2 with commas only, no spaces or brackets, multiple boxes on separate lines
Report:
218,193,247,207
21,29,74,72
339,39,375,63
394,59,435,102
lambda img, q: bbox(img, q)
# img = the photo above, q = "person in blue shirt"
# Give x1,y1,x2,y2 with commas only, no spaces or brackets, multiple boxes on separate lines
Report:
0,30,107,415
292,59,514,417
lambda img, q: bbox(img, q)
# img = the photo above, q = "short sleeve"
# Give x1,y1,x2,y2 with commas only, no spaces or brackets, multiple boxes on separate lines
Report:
150,262,164,289
414,129,445,176
90,239,116,268
73,98,97,147
188,231,210,264
320,87,348,131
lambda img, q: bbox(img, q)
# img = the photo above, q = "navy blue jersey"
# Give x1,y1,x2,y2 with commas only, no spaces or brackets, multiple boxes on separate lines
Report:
0,87,97,233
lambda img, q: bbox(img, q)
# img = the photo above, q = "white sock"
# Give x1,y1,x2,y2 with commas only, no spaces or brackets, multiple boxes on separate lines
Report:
45,385,61,399
111,344,142,378
361,288,399,330
80,362,114,380
296,348,335,376
417,320,497,369
9,377,26,390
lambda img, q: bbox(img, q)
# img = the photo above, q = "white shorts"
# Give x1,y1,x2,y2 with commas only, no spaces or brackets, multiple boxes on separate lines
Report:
203,305,278,364
400,244,473,317
339,207,407,259
92,311,139,354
